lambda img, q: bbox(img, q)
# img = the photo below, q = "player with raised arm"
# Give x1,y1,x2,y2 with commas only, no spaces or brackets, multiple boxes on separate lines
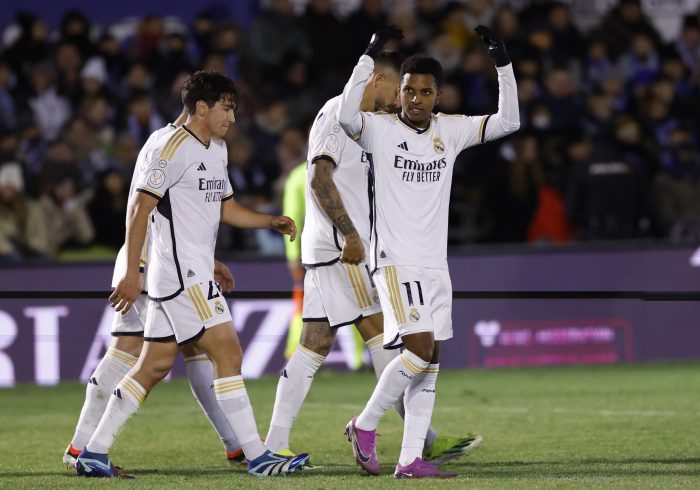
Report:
338,26,519,478
265,51,481,467
63,108,245,471
74,71,310,478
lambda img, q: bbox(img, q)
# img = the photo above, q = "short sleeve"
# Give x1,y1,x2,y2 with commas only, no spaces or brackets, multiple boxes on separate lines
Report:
222,174,234,201
136,136,189,200
441,114,491,154
308,110,347,167
356,111,388,153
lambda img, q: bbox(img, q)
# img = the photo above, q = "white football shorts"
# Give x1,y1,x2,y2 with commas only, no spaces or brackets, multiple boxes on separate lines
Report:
302,261,382,328
375,265,453,349
111,293,148,336
144,279,232,345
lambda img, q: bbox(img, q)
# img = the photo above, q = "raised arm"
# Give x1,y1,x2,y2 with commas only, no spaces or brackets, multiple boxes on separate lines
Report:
475,25,520,141
338,26,403,139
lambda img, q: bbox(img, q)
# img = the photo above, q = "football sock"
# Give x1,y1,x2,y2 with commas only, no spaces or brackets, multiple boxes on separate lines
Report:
86,375,147,454
184,354,240,453
266,345,325,452
356,349,428,431
214,376,266,461
364,336,440,448
70,348,137,450
399,363,438,465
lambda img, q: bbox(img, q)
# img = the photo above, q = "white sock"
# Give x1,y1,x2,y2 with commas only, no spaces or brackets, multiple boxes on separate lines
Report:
356,349,428,431
365,334,398,379
266,345,326,452
185,354,240,454
86,375,147,454
214,376,266,461
70,348,137,450
364,337,439,445
399,363,439,466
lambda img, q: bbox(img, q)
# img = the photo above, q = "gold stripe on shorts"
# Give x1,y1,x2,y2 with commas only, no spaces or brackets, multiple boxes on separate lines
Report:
388,266,406,324
349,264,371,308
187,287,206,321
346,264,366,308
196,284,213,318
354,265,372,308
383,267,400,324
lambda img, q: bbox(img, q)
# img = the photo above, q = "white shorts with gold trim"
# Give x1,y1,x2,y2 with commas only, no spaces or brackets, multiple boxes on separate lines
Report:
144,280,232,345
302,261,382,328
375,265,453,349
111,294,148,336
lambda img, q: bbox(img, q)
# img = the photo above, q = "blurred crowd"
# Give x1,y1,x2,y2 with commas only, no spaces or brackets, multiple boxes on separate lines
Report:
1,0,700,263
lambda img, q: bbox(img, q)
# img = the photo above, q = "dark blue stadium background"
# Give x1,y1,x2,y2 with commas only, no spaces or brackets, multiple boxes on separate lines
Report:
1,0,700,263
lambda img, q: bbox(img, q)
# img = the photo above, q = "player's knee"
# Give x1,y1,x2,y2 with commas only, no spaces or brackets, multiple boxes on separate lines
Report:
403,338,434,363
300,335,333,357
299,322,334,357
139,361,171,385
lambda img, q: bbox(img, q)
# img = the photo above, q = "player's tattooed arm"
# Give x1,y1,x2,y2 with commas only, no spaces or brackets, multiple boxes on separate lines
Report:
310,158,365,264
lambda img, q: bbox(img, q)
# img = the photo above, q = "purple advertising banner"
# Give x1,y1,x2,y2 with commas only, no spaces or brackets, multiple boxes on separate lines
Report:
1,245,699,386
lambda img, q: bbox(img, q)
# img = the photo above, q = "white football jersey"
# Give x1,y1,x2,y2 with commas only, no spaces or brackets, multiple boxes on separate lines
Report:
301,96,372,266
111,123,176,288
136,125,233,300
356,112,490,270
338,55,519,272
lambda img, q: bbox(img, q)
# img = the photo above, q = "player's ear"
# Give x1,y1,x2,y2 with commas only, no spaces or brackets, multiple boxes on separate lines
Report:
374,73,385,87
435,88,442,107
196,100,208,116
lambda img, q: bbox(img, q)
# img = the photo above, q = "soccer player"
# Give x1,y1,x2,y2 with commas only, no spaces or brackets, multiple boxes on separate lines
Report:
338,26,519,478
63,108,246,470
74,71,310,478
265,51,482,466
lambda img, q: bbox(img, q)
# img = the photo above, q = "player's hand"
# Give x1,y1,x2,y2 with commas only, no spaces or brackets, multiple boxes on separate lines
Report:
109,273,141,315
364,25,404,59
340,233,365,265
270,215,297,242
475,25,510,67
214,259,235,293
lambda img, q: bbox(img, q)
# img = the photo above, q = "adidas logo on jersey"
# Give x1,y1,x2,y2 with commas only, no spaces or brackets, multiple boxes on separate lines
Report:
380,250,387,258
187,269,195,278
398,141,409,151
197,162,207,171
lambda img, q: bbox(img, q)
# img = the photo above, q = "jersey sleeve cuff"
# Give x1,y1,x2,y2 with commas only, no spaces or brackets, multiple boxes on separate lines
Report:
310,154,338,167
222,191,234,201
136,187,163,200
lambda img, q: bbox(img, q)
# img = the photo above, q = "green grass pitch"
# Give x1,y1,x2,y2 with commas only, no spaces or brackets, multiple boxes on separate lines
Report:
1,363,699,489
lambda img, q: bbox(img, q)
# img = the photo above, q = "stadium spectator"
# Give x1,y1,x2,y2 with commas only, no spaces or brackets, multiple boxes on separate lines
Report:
0,161,49,261
0,1,699,259
653,127,700,238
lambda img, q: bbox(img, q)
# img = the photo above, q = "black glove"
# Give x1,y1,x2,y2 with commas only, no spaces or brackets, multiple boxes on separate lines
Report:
364,25,403,59
475,25,510,67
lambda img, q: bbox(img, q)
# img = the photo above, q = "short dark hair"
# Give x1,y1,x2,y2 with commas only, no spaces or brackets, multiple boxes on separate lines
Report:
375,50,404,74
181,70,238,114
400,55,443,87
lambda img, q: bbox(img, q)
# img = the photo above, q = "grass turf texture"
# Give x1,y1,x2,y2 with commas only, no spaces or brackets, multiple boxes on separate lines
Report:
1,363,699,489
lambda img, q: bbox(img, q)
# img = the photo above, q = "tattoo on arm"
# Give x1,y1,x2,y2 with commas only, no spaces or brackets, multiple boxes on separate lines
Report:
310,159,358,237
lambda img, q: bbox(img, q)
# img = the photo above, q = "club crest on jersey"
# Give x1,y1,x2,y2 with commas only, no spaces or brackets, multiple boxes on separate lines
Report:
325,134,339,152
409,307,421,322
147,169,165,188
214,300,224,314
433,137,445,154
